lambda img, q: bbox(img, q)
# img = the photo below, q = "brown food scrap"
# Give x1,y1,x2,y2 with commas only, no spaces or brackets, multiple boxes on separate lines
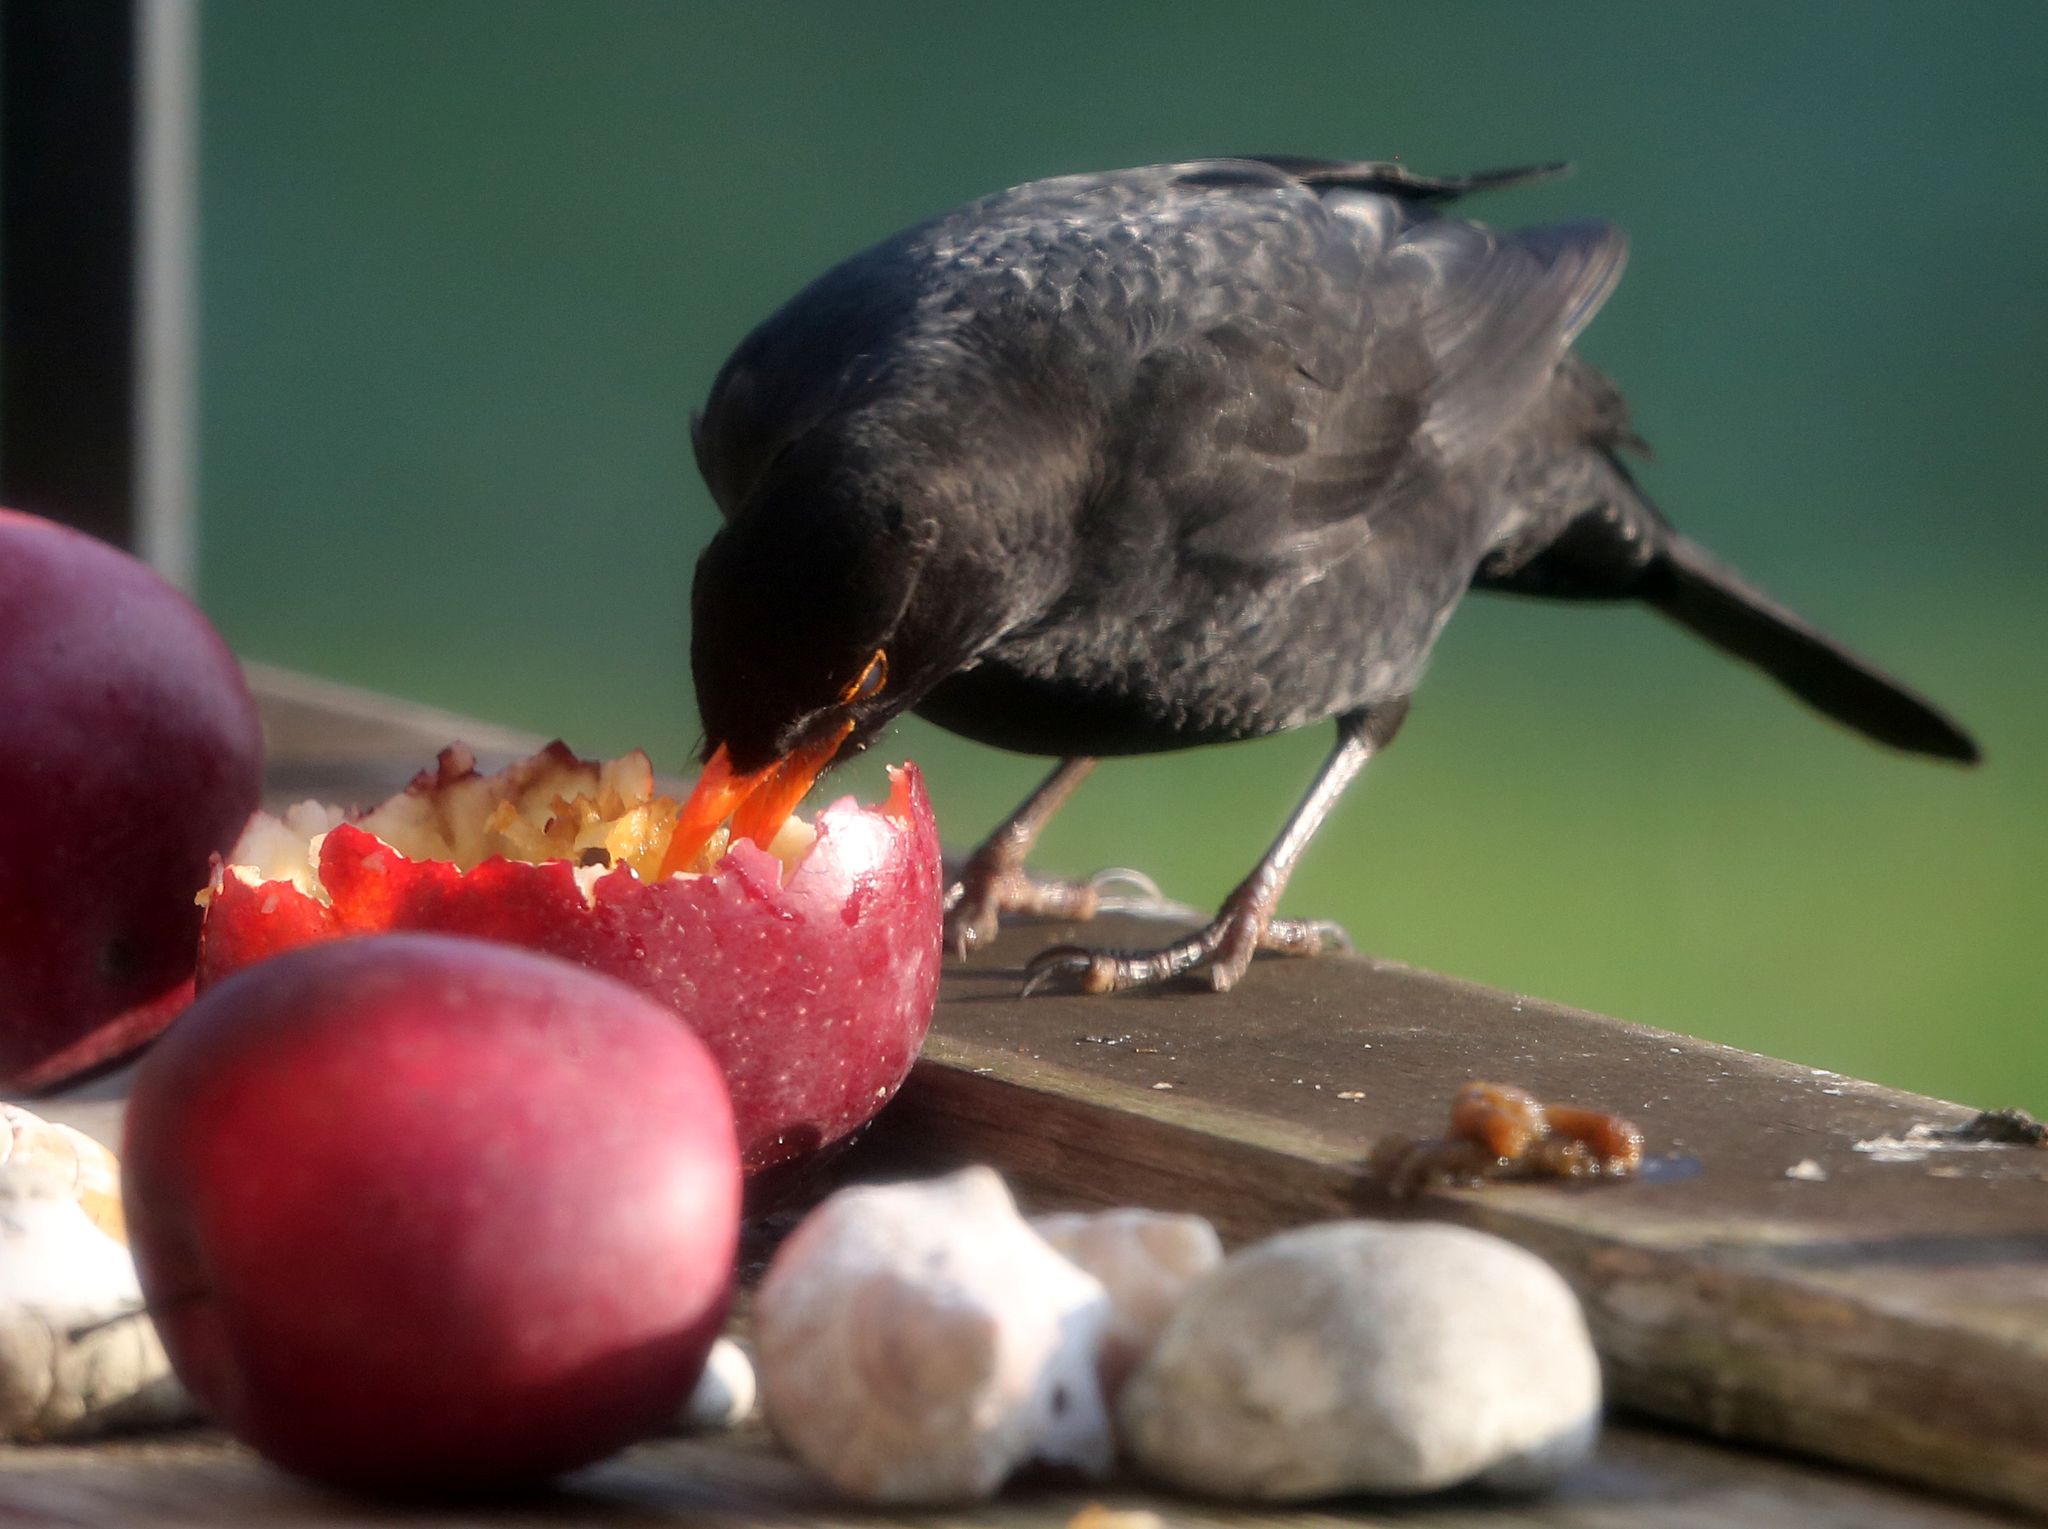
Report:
1371,1081,1645,1197
1066,1507,1168,1529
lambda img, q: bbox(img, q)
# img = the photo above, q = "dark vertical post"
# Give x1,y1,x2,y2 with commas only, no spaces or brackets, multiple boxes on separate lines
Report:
0,0,140,547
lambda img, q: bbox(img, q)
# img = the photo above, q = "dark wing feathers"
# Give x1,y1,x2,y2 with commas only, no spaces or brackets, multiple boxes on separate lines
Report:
1390,217,1628,458
1162,197,1626,570
1226,156,1572,202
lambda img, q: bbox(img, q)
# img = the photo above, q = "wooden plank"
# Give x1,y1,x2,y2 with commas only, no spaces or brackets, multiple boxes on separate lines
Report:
866,930,2048,1518
0,1421,2021,1529
18,666,2037,1523
245,659,550,806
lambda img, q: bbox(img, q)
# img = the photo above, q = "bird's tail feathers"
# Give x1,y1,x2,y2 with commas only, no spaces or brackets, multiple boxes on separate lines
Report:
1643,532,1980,763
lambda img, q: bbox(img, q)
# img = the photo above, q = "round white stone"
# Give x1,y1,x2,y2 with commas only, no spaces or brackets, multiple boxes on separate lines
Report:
1118,1220,1601,1500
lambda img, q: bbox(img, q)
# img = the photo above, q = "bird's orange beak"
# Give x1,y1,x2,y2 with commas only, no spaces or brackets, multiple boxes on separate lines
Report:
659,650,886,876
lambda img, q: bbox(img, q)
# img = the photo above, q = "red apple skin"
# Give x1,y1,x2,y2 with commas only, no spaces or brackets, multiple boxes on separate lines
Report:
200,767,943,1175
0,508,263,1090
122,934,742,1492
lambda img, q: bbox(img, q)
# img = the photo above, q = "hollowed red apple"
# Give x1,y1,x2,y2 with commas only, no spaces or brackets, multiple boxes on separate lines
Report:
198,742,943,1174
0,508,263,1090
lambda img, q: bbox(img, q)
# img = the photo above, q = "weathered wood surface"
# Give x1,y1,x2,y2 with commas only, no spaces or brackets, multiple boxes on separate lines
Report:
246,659,548,807
0,1423,2019,1529
889,933,2048,1518
12,665,2040,1525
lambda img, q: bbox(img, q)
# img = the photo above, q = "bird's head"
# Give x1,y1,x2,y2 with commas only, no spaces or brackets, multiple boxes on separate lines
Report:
676,438,931,857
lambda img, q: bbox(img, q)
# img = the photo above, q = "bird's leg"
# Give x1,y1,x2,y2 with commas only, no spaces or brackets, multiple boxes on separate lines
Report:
1022,700,1410,995
944,757,1109,957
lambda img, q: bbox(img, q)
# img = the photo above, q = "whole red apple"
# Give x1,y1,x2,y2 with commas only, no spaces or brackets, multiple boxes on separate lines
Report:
121,933,742,1492
0,508,263,1090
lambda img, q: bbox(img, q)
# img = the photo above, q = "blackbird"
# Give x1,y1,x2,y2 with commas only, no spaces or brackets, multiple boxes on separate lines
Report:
687,157,1978,994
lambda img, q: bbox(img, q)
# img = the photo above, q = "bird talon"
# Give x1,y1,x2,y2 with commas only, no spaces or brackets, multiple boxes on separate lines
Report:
1085,866,1204,921
1087,865,1163,900
1299,918,1354,954
1019,945,1104,998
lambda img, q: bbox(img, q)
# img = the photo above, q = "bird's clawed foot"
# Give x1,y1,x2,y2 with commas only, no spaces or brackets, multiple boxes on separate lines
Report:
1019,899,1352,997
944,862,1174,959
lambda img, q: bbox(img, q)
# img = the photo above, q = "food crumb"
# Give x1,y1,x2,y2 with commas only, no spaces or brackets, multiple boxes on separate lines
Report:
1067,1506,1167,1529
1369,1081,1645,1197
1151,1082,1174,1091
1783,1158,1828,1182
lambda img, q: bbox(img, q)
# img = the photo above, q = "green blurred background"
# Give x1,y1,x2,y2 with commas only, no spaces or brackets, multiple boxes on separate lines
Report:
197,2,2045,1108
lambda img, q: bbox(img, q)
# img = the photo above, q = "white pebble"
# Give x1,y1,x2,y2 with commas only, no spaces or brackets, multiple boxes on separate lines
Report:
670,1336,755,1433
1032,1208,1221,1396
755,1168,1112,1504
0,1105,196,1440
1118,1221,1600,1499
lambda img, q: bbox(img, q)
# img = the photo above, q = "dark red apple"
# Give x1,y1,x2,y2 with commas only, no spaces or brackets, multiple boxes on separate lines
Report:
198,743,943,1174
121,933,742,1492
0,508,263,1090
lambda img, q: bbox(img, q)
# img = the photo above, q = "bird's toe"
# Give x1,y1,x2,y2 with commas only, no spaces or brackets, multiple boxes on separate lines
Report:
1019,944,1119,997
1087,866,1202,921
942,892,999,959
1087,865,1163,900
1263,916,1353,956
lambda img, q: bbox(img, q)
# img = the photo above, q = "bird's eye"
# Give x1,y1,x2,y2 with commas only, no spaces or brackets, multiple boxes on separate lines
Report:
841,649,888,704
